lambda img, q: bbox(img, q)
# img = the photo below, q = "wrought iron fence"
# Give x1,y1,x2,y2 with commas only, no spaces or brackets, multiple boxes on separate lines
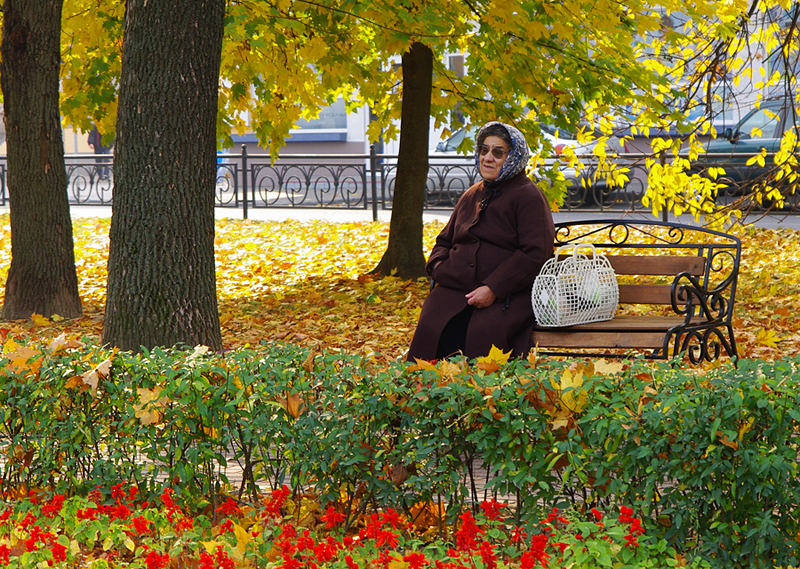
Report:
0,149,797,218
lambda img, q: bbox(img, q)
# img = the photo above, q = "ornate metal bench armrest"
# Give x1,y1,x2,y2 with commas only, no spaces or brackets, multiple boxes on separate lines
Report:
670,253,738,325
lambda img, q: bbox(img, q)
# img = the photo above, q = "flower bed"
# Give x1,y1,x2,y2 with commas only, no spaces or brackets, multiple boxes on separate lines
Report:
0,484,706,568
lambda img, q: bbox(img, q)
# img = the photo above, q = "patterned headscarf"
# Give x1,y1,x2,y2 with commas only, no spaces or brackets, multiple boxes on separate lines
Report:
474,121,531,187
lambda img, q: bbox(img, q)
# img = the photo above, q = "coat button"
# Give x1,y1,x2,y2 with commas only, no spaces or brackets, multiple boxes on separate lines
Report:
472,239,478,243
471,218,477,224
469,263,475,267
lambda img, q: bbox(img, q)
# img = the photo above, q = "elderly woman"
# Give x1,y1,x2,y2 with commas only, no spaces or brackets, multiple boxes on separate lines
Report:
407,121,555,361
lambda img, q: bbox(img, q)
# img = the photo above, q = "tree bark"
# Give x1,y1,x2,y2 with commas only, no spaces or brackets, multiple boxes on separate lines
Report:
102,0,224,351
1,0,82,320
372,42,433,280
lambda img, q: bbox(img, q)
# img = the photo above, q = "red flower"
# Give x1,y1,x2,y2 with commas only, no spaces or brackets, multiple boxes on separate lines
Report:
403,551,428,569
215,498,242,518
219,520,234,534
519,551,539,569
50,542,67,564
111,484,127,503
278,554,303,569
590,508,603,521
77,508,98,521
372,551,395,569
527,534,551,568
130,516,151,535
17,512,36,530
321,506,346,529
542,507,559,525
176,516,194,531
88,488,102,505
263,486,291,520
511,525,528,546
345,555,359,569
199,551,215,569
375,528,398,550
618,506,645,547
296,529,316,552
42,495,65,518
479,500,506,522
478,541,497,569
379,509,402,530
0,544,9,565
454,510,483,552
110,503,131,521
312,539,339,563
160,488,181,521
145,550,170,569
200,545,236,569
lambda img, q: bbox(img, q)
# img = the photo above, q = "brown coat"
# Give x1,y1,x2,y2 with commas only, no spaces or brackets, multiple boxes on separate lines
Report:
407,172,555,360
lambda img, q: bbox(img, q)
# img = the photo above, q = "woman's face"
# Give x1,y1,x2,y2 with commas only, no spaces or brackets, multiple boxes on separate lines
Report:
478,135,510,182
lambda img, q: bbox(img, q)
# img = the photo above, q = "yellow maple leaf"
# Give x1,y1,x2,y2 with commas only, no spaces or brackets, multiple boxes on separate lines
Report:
233,523,252,560
4,345,43,376
408,358,438,373
2,337,18,354
553,368,588,414
80,354,115,397
476,345,512,368
439,360,461,380
593,359,625,375
30,313,50,326
200,540,221,554
756,328,782,348
134,386,170,425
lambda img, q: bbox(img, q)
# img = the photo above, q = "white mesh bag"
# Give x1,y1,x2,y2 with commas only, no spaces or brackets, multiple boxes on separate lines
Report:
532,243,619,327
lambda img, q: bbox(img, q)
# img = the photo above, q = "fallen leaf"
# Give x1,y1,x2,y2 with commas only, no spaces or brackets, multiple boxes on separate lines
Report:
80,355,114,397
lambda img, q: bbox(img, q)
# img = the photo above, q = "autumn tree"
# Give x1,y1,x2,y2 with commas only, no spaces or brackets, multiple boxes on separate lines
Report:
101,0,225,351
372,42,434,278
1,0,82,321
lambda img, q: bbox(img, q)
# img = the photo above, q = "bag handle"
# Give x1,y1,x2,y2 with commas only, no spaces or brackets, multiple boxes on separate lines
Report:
554,242,597,259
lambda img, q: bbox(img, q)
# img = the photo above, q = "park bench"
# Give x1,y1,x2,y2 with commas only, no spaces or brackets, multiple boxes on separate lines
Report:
531,219,741,363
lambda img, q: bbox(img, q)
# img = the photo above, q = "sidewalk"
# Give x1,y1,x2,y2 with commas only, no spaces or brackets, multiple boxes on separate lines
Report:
2,204,800,229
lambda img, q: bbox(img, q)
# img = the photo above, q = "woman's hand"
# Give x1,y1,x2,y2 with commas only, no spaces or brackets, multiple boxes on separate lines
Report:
465,285,497,309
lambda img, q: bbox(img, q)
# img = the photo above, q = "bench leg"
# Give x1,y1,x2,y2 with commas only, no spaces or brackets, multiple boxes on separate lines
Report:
672,325,737,364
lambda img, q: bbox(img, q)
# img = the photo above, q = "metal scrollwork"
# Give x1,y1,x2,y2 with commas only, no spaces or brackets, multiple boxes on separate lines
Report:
676,326,736,364
671,272,732,323
215,164,238,206
67,164,114,205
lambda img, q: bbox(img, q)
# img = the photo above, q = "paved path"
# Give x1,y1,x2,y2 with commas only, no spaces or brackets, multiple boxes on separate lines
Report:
2,204,798,229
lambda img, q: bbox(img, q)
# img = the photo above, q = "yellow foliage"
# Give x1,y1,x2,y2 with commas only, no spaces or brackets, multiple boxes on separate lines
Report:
476,345,512,368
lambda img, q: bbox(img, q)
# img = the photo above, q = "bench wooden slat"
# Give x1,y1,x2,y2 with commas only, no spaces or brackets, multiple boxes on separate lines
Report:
532,330,668,350
607,255,705,276
532,316,691,350
557,255,705,276
535,315,687,332
618,284,673,305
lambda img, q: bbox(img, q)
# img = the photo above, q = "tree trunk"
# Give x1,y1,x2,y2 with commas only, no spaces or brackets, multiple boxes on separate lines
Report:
102,0,224,351
1,0,82,321
372,42,433,280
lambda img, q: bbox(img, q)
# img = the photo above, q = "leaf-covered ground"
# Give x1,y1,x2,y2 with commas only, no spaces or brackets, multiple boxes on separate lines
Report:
0,214,797,363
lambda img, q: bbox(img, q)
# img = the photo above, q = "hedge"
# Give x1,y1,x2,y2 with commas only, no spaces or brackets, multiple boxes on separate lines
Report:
1,339,798,567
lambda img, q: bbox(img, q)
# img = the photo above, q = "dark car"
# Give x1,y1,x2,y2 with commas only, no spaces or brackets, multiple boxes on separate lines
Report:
686,98,800,205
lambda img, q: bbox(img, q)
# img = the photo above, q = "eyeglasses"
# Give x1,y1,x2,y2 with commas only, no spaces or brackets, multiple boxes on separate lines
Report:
477,144,509,159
